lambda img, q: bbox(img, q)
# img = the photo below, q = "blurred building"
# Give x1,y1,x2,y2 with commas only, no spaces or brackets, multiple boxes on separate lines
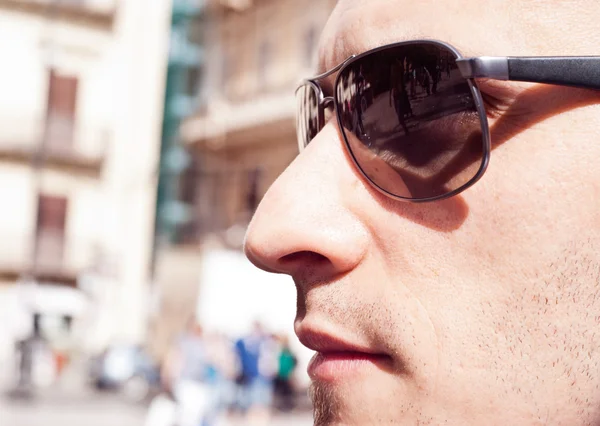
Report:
148,0,206,360
0,0,172,379
150,0,335,379
179,0,335,246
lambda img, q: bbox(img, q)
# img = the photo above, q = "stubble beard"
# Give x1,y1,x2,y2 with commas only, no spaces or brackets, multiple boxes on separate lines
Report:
309,382,346,426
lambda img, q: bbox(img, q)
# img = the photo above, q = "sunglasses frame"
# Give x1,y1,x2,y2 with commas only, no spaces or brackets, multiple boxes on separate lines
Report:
296,39,491,203
296,39,600,202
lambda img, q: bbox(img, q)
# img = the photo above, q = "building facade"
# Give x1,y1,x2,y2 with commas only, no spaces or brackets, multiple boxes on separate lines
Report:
146,0,336,381
180,0,336,247
0,0,171,379
147,0,206,360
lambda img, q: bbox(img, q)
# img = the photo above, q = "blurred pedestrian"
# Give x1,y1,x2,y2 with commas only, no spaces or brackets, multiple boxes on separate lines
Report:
273,334,297,412
204,332,238,424
354,66,367,137
162,319,212,426
13,313,53,396
234,322,277,425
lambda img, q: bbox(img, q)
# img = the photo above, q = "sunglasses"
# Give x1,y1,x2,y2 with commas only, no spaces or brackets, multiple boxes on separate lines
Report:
296,39,600,202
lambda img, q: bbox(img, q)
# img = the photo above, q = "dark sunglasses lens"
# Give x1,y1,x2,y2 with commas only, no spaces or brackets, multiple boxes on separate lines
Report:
336,43,485,200
296,84,320,150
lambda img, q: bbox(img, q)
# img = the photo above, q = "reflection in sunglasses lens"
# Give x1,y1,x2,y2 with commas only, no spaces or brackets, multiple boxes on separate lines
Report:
296,84,319,150
336,42,485,200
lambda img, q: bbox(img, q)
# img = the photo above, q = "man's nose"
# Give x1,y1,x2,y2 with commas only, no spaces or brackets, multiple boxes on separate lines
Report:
244,124,369,278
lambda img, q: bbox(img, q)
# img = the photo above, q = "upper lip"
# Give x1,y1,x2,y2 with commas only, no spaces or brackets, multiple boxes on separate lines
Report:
296,324,383,355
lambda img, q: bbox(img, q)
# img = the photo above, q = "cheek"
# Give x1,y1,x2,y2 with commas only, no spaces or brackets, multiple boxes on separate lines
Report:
345,108,600,419
460,108,600,277
414,118,600,414
482,106,600,220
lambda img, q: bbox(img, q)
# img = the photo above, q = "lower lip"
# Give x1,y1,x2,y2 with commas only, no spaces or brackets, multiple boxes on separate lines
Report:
308,352,389,382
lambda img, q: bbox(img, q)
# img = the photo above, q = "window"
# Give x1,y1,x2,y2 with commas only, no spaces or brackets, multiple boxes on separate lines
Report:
37,194,68,234
303,25,319,67
257,40,272,88
246,167,262,214
35,194,68,269
174,160,199,245
185,66,203,97
45,70,78,152
221,51,232,90
178,158,197,206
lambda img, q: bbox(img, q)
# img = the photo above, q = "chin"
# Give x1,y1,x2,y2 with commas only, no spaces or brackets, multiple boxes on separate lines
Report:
309,375,409,425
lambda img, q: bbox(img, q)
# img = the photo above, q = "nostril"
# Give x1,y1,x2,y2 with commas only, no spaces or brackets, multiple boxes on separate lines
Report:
278,251,343,284
279,251,330,267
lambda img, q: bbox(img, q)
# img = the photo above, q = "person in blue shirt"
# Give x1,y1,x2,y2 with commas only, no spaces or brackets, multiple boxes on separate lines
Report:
235,321,278,425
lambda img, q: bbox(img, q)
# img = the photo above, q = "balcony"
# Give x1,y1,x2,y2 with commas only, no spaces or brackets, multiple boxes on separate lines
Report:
0,232,108,286
206,0,252,13
180,89,295,148
0,114,110,176
0,0,117,28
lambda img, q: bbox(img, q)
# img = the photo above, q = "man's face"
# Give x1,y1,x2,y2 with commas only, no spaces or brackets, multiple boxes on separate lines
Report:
245,1,600,424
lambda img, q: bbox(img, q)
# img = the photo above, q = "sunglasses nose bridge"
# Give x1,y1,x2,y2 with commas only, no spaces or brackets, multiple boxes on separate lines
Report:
321,96,335,108
318,96,335,130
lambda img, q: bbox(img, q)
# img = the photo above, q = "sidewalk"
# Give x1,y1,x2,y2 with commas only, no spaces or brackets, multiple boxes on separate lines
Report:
2,388,313,426
1,360,314,426
223,412,312,426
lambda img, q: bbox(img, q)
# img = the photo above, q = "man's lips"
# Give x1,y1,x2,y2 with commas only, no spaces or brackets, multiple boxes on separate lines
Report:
296,327,392,382
307,351,391,382
296,327,381,354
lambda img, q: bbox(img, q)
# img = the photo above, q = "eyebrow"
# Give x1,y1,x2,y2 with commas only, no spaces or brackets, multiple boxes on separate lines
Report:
316,28,440,77
312,42,354,95
315,49,351,81
315,22,382,76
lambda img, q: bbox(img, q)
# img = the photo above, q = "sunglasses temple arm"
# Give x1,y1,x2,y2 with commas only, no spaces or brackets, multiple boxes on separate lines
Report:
456,56,600,90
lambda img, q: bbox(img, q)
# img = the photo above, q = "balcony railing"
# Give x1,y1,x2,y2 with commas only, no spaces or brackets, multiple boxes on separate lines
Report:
0,114,110,175
0,231,109,284
206,0,251,13
180,88,295,146
0,0,117,27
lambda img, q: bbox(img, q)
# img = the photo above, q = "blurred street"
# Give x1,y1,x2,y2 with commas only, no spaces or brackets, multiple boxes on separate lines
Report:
0,390,313,426
1,362,313,426
1,389,145,426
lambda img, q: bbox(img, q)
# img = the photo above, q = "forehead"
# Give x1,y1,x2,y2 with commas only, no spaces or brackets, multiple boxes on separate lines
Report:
316,0,561,74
